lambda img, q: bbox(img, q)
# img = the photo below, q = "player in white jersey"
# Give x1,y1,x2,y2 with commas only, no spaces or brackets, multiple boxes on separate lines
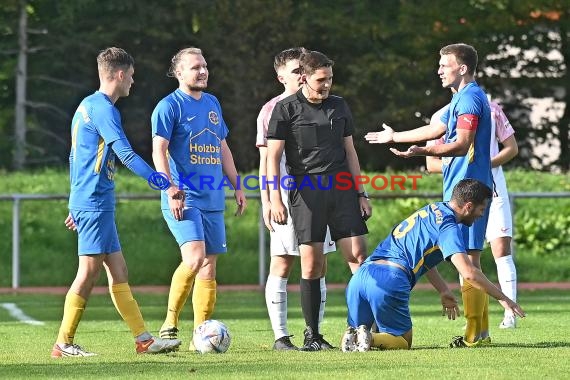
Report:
426,101,519,328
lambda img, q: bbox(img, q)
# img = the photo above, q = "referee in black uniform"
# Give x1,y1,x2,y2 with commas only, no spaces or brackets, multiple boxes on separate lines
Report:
267,50,371,351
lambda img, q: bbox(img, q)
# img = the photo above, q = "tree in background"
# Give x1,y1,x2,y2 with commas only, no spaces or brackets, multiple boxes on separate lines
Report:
0,0,567,172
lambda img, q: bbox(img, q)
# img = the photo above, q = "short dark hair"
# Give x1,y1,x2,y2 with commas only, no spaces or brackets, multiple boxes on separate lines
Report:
97,47,134,78
451,178,492,206
440,43,478,76
273,47,307,73
299,50,334,76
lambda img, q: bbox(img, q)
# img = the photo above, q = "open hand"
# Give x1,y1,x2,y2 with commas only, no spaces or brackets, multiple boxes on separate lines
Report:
365,123,394,144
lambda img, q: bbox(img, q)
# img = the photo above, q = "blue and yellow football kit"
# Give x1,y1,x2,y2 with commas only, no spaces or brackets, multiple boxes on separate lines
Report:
152,89,229,253
441,82,492,250
69,91,154,254
346,202,466,335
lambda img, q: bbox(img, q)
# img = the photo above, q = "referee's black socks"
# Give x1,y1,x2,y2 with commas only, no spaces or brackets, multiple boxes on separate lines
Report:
300,278,321,333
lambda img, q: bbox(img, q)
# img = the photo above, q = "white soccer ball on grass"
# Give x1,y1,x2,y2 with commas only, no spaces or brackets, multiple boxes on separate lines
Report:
193,319,231,354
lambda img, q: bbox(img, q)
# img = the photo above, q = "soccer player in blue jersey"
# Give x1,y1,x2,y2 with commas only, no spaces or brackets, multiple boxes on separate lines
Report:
52,47,182,358
365,43,494,346
342,179,525,351
151,47,247,350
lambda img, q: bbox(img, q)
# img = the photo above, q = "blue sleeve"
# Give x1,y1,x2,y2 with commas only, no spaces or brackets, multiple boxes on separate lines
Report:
93,105,124,145
212,95,229,140
151,99,176,141
111,137,155,180
437,217,466,260
456,89,485,117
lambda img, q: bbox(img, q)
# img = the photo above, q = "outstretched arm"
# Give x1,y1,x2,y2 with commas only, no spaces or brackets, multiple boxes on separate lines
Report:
111,137,154,180
450,253,525,318
365,123,446,144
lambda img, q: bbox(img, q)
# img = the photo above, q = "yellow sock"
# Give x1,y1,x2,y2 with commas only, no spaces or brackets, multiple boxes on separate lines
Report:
192,278,217,329
110,283,146,337
371,332,409,350
462,281,486,343
163,263,196,328
56,292,86,344
481,292,489,338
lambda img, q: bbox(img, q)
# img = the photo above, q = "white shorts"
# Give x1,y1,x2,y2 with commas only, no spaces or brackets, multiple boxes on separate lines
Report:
269,219,336,256
485,196,513,241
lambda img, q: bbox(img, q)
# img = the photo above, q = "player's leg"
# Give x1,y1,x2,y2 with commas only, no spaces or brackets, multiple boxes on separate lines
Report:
313,226,339,348
193,255,217,329
160,208,205,338
52,254,104,358
336,234,367,274
266,254,297,350
487,195,517,328
492,237,517,328
104,252,181,354
461,249,487,343
190,210,227,349
343,265,373,352
298,242,326,351
289,183,329,351
52,210,107,358
459,206,490,345
319,256,327,332
366,263,412,350
265,215,299,350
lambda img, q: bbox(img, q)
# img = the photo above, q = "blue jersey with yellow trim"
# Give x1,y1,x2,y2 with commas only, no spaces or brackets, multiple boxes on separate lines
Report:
152,89,229,211
440,82,492,201
68,91,126,211
367,202,466,287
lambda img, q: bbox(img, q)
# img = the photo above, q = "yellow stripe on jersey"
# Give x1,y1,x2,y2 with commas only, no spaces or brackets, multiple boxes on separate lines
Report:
71,119,80,158
467,143,474,164
94,137,105,174
412,245,440,274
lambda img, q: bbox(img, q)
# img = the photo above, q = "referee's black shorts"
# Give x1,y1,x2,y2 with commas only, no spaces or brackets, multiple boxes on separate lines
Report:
289,172,368,244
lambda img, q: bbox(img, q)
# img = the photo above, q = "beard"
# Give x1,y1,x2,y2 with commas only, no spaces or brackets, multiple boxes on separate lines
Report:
189,84,207,91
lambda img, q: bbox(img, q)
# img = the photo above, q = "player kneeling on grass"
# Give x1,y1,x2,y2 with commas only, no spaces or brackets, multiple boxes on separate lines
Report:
341,179,525,352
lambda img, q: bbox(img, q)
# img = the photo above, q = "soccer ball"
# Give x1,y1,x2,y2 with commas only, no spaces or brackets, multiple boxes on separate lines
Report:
193,319,231,353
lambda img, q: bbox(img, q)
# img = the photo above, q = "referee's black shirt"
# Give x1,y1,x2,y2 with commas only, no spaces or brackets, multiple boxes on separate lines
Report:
266,89,355,176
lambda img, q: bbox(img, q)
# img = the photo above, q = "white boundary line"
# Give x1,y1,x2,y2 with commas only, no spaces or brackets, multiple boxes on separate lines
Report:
1,302,44,325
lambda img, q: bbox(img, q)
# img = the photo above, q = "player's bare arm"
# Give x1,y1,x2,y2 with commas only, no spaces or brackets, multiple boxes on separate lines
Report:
425,267,460,320
365,122,445,144
266,139,287,225
394,126,476,158
152,135,185,221
257,146,273,231
221,139,247,216
492,134,518,168
344,136,372,219
450,252,526,318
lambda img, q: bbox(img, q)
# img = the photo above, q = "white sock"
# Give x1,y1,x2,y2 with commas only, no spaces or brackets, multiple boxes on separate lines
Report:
265,274,288,340
495,255,517,316
318,277,326,331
